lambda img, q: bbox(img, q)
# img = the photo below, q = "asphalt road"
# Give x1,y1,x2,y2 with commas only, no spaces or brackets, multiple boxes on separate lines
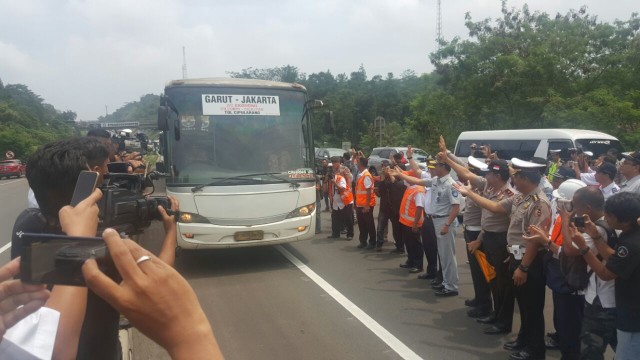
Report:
0,177,578,360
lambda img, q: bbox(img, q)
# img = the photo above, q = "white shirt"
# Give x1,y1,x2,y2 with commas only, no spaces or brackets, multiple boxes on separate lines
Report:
580,172,598,186
332,176,347,210
413,187,426,212
358,169,373,188
584,219,616,308
600,182,620,199
620,174,640,193
27,188,39,208
420,171,432,213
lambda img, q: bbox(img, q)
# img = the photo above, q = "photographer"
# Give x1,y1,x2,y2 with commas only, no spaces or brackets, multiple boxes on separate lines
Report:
11,137,178,359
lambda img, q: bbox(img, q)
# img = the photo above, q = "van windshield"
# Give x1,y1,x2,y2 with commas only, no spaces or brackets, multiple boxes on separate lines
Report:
455,140,539,160
575,139,624,158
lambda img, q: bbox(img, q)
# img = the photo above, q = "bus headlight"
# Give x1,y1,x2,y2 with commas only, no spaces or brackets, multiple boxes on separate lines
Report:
179,212,210,224
286,203,315,219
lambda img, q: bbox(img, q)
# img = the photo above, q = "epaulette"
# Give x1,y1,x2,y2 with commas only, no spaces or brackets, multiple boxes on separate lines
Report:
532,194,540,202
504,189,514,196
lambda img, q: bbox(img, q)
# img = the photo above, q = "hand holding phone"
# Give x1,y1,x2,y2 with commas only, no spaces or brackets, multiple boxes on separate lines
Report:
70,171,99,206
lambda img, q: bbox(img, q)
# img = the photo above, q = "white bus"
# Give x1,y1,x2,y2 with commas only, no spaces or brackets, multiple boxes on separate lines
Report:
454,129,623,161
157,78,320,249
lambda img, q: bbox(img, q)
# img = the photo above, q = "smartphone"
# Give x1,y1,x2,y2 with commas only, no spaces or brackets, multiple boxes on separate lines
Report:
19,232,116,286
571,216,586,228
70,171,99,206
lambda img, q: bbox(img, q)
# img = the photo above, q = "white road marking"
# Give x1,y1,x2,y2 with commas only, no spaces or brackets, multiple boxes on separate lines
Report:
276,245,424,360
0,179,24,186
0,242,11,255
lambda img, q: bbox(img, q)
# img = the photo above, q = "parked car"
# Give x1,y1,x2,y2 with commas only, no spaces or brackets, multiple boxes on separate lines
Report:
315,147,346,164
368,147,431,173
0,159,26,179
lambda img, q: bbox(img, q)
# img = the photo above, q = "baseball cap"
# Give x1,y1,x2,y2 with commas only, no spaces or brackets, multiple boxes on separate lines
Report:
596,162,617,179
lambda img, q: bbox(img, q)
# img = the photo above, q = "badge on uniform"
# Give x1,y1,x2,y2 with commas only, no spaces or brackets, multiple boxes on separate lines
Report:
535,207,542,217
452,189,459,198
617,246,629,258
612,188,619,194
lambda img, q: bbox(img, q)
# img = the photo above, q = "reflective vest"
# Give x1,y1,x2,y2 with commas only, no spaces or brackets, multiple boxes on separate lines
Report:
550,216,563,245
399,186,425,227
355,170,376,207
330,174,354,208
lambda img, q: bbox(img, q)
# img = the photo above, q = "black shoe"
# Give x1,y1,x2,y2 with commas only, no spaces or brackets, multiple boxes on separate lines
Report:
365,244,375,250
434,288,458,297
408,267,423,273
483,326,510,335
390,248,405,254
357,243,366,249
545,337,559,350
467,307,491,318
476,315,497,324
509,350,544,360
417,273,437,280
399,263,411,269
327,235,340,239
464,298,478,307
431,284,445,290
430,278,442,286
503,339,526,351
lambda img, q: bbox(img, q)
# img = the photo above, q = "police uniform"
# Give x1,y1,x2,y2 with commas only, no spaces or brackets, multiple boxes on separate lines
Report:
427,173,462,293
452,154,491,310
498,158,552,359
474,174,515,332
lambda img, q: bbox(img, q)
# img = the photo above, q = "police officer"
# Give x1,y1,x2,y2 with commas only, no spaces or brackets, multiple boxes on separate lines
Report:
441,150,515,328
547,149,563,182
394,157,462,297
455,158,552,360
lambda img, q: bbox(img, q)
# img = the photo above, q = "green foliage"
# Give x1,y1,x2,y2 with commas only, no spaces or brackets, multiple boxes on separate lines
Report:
0,80,75,159
99,94,160,124
422,1,640,149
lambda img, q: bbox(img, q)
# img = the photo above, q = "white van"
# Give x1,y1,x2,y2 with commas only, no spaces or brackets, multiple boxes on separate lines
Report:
453,129,623,161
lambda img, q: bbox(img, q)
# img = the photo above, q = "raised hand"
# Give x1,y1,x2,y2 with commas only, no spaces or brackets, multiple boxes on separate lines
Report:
406,145,413,158
438,136,447,154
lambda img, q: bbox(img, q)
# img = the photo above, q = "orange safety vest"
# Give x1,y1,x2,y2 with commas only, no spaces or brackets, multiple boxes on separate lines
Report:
399,186,425,227
550,216,563,245
330,174,354,207
355,170,376,207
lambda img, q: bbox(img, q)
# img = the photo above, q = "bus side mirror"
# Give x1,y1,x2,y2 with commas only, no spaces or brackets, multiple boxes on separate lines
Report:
157,106,169,131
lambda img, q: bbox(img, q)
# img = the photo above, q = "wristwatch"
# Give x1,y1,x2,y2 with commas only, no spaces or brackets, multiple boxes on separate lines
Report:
407,156,413,160
579,247,590,256
518,264,529,273
444,223,450,227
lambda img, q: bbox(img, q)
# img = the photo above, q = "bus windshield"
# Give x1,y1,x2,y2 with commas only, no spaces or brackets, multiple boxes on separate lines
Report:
164,86,313,185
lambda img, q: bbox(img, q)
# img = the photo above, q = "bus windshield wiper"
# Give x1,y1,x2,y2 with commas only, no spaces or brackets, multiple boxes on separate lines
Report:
191,172,299,192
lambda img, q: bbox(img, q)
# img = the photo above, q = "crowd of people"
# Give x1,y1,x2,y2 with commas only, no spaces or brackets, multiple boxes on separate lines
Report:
2,131,640,359
316,136,640,360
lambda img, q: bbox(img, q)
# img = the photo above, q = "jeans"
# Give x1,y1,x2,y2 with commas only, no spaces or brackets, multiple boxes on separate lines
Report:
616,330,640,360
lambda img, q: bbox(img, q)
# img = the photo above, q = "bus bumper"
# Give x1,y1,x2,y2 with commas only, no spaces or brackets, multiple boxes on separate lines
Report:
176,213,316,249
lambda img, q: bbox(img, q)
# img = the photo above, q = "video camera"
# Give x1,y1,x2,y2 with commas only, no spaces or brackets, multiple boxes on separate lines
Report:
98,163,170,234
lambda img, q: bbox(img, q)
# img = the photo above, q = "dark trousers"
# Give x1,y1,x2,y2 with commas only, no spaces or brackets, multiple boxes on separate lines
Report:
378,211,401,249
580,297,617,360
421,216,439,277
331,204,354,238
465,229,491,308
553,291,585,360
402,224,423,269
323,191,329,210
483,231,511,328
512,251,547,357
356,206,376,246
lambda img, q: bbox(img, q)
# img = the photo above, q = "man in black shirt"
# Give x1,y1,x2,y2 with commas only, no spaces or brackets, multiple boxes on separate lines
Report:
570,192,640,359
376,160,406,253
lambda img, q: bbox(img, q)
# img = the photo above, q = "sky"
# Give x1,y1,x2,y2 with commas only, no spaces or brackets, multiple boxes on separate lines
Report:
0,0,637,120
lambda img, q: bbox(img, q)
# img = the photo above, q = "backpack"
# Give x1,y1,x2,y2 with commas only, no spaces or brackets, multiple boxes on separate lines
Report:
558,219,617,292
